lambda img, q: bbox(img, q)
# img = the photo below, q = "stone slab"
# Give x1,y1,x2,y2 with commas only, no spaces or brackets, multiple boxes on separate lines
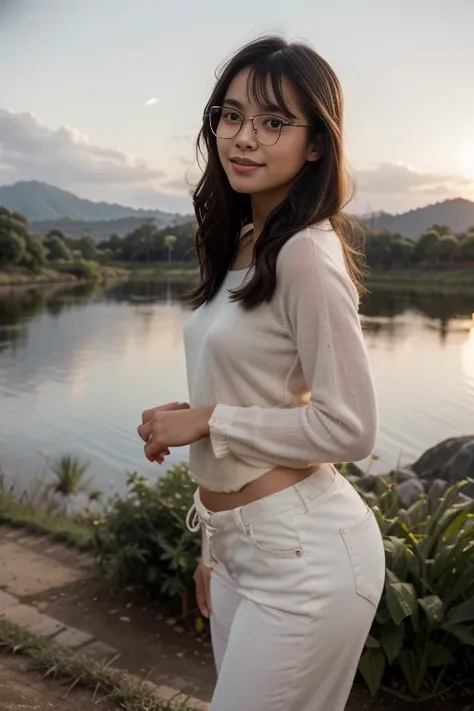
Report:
0,589,19,613
0,603,42,628
54,626,94,649
26,614,65,638
79,640,118,662
151,685,210,710
0,541,85,596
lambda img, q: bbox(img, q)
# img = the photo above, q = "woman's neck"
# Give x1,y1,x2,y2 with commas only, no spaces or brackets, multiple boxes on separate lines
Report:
251,188,288,238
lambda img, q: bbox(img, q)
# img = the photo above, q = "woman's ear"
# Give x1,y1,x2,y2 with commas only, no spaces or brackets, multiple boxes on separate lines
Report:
307,134,323,163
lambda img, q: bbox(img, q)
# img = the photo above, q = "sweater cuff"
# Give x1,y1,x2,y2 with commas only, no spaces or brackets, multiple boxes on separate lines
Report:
208,404,239,459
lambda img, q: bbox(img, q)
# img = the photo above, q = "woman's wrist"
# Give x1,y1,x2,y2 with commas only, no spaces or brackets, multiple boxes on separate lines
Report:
197,405,215,438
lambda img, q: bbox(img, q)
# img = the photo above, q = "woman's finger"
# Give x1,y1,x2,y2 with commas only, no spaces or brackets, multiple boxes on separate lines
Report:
194,567,209,618
203,567,212,615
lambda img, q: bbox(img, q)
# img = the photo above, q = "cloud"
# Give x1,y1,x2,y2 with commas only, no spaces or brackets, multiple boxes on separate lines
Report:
0,108,197,212
0,108,166,187
355,162,474,212
1,108,472,216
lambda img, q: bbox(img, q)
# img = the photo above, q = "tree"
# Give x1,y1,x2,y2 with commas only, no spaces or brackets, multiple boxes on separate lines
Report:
163,234,177,264
24,234,48,269
390,238,414,267
364,230,395,269
455,235,474,262
0,230,27,266
428,224,452,236
413,230,440,263
107,233,122,252
431,234,458,263
45,234,72,261
46,228,67,241
76,234,99,260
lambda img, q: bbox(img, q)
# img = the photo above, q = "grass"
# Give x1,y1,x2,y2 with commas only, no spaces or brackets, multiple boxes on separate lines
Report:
3,261,474,291
0,264,128,287
110,261,198,279
0,267,77,286
0,619,193,710
365,267,474,291
0,487,94,550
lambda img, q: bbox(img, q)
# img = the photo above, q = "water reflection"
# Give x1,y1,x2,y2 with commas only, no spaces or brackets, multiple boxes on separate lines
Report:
0,279,473,492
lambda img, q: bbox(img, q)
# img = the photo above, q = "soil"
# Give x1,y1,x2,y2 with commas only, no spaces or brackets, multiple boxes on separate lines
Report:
0,655,119,711
0,528,472,710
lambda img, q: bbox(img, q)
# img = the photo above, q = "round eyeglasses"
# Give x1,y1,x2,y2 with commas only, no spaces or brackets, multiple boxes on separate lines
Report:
208,106,312,147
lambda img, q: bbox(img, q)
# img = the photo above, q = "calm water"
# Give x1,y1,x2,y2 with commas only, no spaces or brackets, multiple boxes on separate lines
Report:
0,279,473,495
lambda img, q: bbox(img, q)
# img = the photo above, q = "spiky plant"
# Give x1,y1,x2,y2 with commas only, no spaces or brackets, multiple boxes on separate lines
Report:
49,455,90,497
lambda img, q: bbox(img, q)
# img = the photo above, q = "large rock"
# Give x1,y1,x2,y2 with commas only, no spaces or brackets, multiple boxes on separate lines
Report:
396,478,425,508
411,435,474,498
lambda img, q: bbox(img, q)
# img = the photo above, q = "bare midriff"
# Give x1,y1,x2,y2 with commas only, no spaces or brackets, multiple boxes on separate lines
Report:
199,464,320,513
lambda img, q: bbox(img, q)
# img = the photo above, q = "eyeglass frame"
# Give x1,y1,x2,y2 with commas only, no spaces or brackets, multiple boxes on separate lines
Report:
207,105,313,146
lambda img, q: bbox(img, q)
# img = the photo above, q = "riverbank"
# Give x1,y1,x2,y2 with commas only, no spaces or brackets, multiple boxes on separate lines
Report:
365,267,474,292
0,263,129,288
2,262,473,292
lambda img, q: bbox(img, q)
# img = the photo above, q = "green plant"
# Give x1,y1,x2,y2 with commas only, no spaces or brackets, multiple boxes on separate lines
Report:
94,460,474,698
358,479,474,699
0,486,94,549
49,454,90,497
94,466,200,617
58,259,101,280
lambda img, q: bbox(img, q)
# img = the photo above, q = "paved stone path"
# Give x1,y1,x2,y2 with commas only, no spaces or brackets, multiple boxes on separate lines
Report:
0,529,209,711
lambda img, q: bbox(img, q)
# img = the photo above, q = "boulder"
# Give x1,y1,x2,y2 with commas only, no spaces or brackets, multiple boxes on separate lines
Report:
396,478,425,508
391,468,419,484
411,435,474,498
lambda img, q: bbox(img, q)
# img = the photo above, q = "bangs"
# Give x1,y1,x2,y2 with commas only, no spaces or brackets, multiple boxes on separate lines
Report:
245,57,297,119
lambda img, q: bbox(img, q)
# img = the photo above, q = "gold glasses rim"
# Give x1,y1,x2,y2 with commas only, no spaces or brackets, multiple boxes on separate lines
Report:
207,105,312,145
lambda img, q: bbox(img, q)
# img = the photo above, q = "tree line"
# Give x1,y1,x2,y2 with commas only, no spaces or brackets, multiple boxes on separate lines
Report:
364,223,474,269
1,205,474,272
0,207,197,270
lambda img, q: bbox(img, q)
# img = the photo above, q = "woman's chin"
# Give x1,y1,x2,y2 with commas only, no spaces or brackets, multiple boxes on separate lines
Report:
226,174,264,195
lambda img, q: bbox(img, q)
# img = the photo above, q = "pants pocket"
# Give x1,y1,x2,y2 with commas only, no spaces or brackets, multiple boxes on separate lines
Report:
341,509,385,607
246,513,304,559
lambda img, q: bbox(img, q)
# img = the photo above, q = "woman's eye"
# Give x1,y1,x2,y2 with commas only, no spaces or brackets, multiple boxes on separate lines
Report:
264,117,284,130
223,111,241,123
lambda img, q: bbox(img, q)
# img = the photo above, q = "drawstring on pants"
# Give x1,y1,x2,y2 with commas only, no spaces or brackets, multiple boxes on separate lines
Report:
186,503,219,563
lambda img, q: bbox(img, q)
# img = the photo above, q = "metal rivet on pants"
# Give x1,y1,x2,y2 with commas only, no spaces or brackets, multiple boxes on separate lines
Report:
295,549,302,557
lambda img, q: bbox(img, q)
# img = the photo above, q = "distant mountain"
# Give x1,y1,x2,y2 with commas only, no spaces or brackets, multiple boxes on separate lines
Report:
360,198,474,240
0,180,192,226
29,216,187,240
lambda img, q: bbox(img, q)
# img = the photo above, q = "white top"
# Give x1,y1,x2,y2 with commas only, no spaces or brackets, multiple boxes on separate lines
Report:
183,221,377,493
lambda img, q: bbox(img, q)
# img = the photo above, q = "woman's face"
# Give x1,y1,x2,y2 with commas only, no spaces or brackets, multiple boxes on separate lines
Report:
216,68,319,200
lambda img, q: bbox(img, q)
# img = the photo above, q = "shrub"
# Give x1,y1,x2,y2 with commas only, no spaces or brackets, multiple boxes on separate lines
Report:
93,466,200,616
0,230,27,266
358,478,474,698
59,259,101,280
93,462,474,697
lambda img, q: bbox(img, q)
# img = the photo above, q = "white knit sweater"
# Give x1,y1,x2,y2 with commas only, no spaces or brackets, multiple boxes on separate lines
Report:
183,221,377,493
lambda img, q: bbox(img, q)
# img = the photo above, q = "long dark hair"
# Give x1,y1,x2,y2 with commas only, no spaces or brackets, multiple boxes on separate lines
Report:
187,35,364,311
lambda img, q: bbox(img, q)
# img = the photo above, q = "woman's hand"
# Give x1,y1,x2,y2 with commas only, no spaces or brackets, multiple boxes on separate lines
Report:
137,403,214,463
194,559,213,618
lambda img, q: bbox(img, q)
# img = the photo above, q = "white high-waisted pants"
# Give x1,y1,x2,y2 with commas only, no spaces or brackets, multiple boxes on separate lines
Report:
191,465,386,711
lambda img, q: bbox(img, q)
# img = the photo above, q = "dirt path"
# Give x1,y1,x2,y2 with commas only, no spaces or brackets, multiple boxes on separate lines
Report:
0,529,216,700
0,655,118,711
0,528,471,710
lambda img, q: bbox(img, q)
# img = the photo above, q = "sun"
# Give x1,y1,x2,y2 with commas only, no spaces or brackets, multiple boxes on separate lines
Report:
459,143,474,180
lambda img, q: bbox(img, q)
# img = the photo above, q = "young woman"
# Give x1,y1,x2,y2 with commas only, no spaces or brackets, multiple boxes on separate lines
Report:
137,35,385,711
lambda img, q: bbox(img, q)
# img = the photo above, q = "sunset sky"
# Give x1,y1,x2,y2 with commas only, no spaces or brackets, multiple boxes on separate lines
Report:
1,0,473,215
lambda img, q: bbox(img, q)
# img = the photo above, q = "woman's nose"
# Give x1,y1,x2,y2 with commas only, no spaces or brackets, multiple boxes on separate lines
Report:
234,118,258,150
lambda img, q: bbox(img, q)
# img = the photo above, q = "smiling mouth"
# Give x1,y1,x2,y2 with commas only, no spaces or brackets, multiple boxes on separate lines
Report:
230,157,265,167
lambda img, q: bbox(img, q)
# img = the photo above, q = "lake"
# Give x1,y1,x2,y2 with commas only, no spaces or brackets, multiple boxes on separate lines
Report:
0,278,473,497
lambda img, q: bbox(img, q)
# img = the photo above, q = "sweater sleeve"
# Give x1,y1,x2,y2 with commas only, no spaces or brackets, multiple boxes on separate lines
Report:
208,228,378,466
